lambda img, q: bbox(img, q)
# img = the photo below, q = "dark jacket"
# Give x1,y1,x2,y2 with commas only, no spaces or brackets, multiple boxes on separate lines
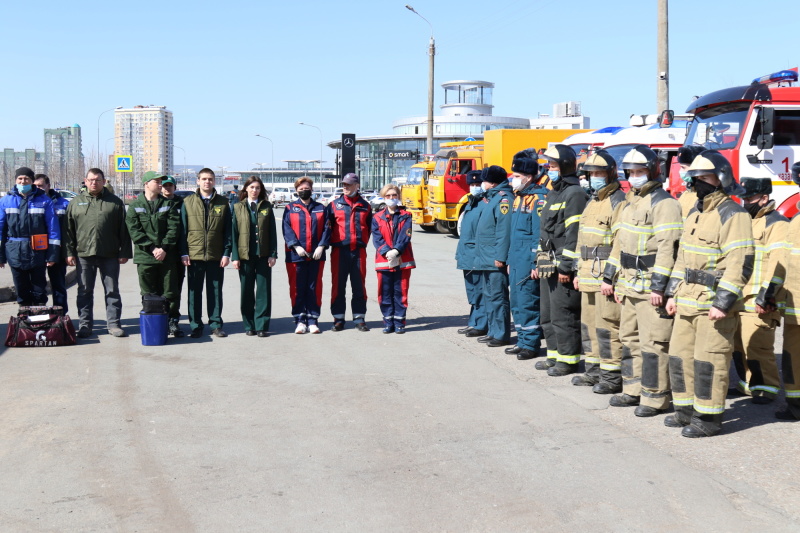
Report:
0,186,60,268
509,181,549,271
66,188,132,259
47,189,70,262
125,193,181,265
282,199,330,263
538,175,588,275
325,194,372,249
474,180,514,270
455,192,485,271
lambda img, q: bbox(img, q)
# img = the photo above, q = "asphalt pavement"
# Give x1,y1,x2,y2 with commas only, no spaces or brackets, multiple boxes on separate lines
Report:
0,210,797,532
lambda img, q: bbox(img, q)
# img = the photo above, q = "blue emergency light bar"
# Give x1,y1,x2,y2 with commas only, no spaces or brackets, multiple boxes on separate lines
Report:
752,69,798,85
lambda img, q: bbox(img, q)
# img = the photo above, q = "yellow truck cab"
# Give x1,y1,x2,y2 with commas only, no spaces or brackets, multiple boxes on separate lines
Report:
401,159,437,231
428,141,484,234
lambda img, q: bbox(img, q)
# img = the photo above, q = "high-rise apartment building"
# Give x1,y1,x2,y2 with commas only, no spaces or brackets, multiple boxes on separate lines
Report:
44,124,84,187
114,105,173,181
1,148,46,190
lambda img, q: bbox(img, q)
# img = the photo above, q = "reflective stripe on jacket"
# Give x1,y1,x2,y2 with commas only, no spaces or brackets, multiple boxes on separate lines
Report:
326,195,372,249
372,207,415,271
0,187,60,268
537,175,588,274
575,181,626,292
282,199,330,262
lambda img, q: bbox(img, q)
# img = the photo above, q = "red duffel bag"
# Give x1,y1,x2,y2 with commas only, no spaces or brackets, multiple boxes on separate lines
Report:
5,306,77,347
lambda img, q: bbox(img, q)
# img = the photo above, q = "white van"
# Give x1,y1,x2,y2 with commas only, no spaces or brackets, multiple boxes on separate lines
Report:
269,185,294,206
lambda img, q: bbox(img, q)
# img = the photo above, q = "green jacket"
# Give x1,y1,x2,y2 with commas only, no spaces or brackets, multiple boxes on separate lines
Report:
180,189,232,261
126,193,181,265
232,199,278,261
66,188,132,259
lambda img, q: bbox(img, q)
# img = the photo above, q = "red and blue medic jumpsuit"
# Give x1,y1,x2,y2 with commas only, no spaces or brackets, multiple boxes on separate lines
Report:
325,194,372,326
282,198,330,326
372,205,416,329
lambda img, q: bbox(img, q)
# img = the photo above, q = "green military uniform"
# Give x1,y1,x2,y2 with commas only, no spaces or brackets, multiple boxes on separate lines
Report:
181,189,232,333
126,184,181,302
232,198,278,333
164,190,186,325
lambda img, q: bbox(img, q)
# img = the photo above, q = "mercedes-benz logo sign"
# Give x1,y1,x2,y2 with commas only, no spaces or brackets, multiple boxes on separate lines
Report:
343,138,354,148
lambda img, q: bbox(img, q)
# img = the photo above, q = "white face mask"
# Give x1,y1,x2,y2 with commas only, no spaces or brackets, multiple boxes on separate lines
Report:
384,198,399,208
481,182,492,191
345,189,358,197
470,185,482,196
628,175,649,189
511,177,522,191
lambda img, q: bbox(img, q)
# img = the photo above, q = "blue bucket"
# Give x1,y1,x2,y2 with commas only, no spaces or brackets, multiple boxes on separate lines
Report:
140,312,168,346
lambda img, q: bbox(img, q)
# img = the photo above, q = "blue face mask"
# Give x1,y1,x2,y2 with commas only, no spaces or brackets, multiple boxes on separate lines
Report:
548,170,560,183
680,170,691,185
590,177,607,191
16,183,32,195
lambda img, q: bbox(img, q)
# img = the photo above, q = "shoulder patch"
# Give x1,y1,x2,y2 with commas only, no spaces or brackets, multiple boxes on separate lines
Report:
499,203,509,215
765,209,789,227
610,189,627,210
717,198,747,225
649,187,672,207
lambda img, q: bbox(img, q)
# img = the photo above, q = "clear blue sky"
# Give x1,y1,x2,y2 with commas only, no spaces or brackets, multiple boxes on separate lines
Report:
1,0,797,174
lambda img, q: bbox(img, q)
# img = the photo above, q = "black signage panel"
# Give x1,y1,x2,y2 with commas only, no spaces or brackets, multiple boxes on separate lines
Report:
341,133,356,178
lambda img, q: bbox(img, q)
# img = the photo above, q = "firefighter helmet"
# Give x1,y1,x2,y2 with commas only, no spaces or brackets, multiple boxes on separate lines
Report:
620,145,661,181
792,161,800,186
686,150,745,196
738,177,772,198
540,144,577,176
582,150,618,180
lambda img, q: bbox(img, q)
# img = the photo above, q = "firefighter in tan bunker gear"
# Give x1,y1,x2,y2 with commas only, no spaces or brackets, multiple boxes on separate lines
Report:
759,161,800,422
664,150,754,437
570,150,626,392
602,145,682,417
676,146,705,219
731,178,787,403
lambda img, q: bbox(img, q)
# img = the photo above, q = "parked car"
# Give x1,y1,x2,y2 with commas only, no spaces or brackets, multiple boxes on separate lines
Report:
317,192,333,206
56,189,77,202
369,194,385,212
174,190,195,199
268,185,294,206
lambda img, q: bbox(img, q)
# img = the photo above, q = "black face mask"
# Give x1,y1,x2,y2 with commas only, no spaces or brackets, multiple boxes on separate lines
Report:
692,178,718,202
297,190,312,200
744,201,762,218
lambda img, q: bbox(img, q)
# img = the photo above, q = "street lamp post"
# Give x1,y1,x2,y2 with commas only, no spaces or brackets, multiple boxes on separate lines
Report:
97,106,122,171
298,122,324,180
173,145,187,188
255,134,275,184
405,5,435,156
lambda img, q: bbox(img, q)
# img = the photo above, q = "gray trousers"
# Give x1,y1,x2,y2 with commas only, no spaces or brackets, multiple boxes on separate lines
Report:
76,256,122,330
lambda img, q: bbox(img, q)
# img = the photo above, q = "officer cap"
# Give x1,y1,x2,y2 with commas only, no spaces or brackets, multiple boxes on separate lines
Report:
738,177,772,198
541,144,577,176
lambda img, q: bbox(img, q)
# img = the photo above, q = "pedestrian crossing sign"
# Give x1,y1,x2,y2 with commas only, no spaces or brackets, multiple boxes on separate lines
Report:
115,155,133,173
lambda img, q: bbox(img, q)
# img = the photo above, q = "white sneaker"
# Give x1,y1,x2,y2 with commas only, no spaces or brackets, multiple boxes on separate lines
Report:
295,323,308,334
308,324,321,334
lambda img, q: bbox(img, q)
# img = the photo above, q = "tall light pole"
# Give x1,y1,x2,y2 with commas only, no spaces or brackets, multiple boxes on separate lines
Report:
657,0,669,112
298,122,324,180
173,145,187,188
406,5,435,156
97,106,122,171
255,134,275,184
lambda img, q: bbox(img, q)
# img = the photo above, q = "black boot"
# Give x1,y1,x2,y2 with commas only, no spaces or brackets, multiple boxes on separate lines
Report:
505,345,522,355
547,362,578,377
609,393,640,407
534,359,556,371
592,381,621,394
571,373,598,386
683,412,724,437
169,318,185,338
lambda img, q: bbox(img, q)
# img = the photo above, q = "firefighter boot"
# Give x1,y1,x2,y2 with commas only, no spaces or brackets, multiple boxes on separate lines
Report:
571,362,599,386
682,413,724,438
593,370,622,394
664,406,692,428
609,393,640,407
535,359,556,371
548,362,578,377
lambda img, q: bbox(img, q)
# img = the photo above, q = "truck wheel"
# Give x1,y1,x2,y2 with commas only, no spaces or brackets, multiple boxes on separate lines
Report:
448,219,459,237
419,224,437,232
435,220,450,234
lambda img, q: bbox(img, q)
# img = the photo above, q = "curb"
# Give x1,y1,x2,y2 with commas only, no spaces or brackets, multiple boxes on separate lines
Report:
0,266,78,304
